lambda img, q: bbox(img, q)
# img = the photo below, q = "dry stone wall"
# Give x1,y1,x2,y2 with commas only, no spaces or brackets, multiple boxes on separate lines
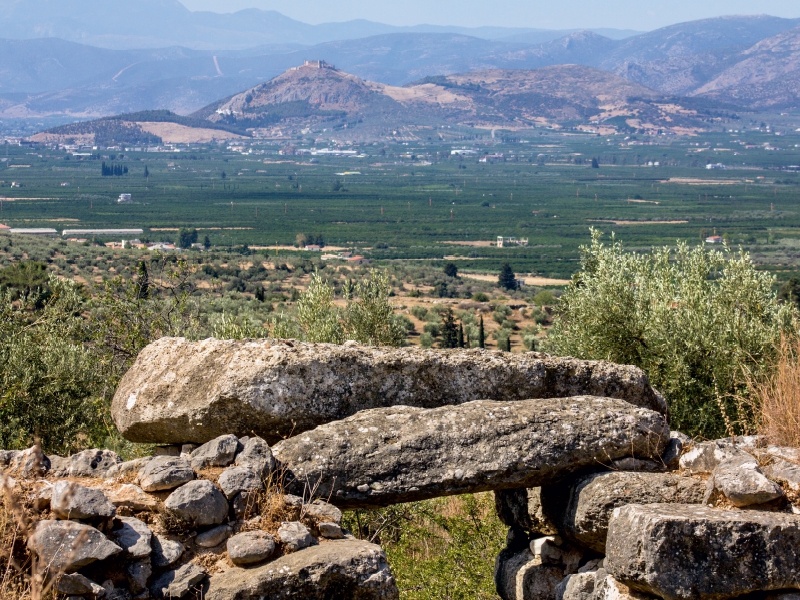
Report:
4,339,800,600
1,436,397,600
495,435,800,600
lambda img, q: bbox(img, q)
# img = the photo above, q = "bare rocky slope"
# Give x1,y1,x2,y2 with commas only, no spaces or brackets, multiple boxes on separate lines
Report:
194,62,712,136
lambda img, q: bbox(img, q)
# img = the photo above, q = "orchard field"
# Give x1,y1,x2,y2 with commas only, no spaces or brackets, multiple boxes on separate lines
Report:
2,119,800,282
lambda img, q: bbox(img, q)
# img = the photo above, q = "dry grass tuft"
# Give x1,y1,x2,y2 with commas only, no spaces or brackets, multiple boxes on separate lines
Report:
257,473,295,535
1,450,55,600
749,335,800,448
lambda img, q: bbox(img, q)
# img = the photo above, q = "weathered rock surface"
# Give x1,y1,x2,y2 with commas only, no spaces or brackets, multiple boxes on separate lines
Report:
27,520,122,573
112,517,152,559
495,487,559,536
0,450,21,470
205,539,398,600
555,571,596,600
150,563,206,599
51,481,117,520
106,484,159,511
278,521,315,552
235,437,275,478
126,560,152,594
678,441,752,473
227,531,276,566
305,500,343,524
606,504,800,599
495,546,566,600
218,466,263,499
319,522,344,539
57,573,106,598
706,454,784,507
541,472,706,553
67,449,122,478
112,339,667,444
106,457,152,480
163,480,228,527
11,446,50,478
594,574,656,600
151,535,184,569
138,456,194,492
273,397,669,508
189,434,240,470
196,524,232,548
763,455,800,491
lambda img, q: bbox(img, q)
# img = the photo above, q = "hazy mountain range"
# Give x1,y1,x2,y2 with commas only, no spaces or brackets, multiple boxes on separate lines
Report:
0,0,641,50
2,5,800,126
38,62,720,146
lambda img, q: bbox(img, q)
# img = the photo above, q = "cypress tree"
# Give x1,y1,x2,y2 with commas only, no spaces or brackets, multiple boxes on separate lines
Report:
505,336,512,352
441,308,459,349
478,315,485,348
458,323,465,348
136,260,150,300
498,263,517,290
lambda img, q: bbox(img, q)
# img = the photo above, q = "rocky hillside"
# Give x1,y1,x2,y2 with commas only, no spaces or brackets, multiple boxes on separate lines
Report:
194,62,713,135
691,27,800,108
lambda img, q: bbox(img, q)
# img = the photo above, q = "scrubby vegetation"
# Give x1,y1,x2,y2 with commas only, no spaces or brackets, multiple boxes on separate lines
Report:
548,230,797,438
4,223,800,599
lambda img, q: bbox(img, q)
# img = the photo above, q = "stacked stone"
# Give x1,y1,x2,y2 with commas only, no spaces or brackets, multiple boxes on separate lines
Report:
11,338,796,600
0,435,397,600
494,434,800,600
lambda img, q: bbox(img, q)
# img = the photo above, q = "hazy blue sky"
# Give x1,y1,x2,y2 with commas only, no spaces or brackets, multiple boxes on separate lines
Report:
179,0,800,30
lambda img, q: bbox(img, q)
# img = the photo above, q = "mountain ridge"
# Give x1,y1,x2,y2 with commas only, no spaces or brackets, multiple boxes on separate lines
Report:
0,0,640,50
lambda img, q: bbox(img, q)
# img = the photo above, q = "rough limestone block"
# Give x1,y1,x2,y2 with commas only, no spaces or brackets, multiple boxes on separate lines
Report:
227,531,277,566
163,480,228,527
234,436,275,478
150,563,206,600
495,546,565,600
56,573,105,598
105,484,159,512
112,516,153,559
151,535,184,569
67,449,122,478
206,539,398,600
273,397,669,508
706,454,784,507
189,434,241,470
218,466,263,499
112,338,666,444
278,521,315,552
540,472,706,553
196,524,232,548
51,481,117,520
606,504,800,600
27,520,122,573
138,456,194,492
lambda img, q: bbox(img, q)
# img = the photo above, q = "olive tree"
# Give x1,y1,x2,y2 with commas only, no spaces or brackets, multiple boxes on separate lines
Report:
547,230,796,438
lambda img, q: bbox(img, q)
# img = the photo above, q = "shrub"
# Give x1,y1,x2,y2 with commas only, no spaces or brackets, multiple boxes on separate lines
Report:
282,271,406,347
547,231,796,438
411,305,429,320
471,292,489,302
343,494,505,600
533,290,556,306
522,325,541,351
0,277,103,454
